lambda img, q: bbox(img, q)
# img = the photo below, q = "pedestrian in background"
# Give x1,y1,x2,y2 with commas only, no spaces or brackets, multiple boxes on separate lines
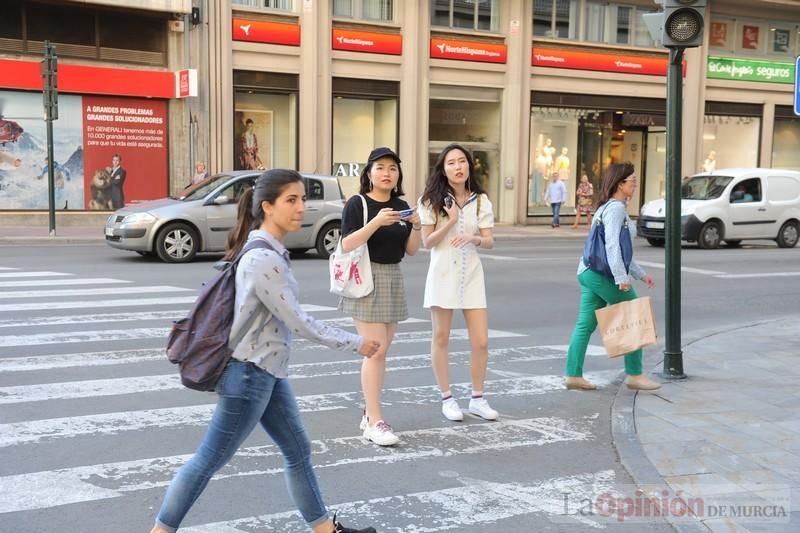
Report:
571,173,594,228
544,171,568,227
564,162,660,392
339,147,421,447
191,161,209,185
418,143,498,423
151,169,380,533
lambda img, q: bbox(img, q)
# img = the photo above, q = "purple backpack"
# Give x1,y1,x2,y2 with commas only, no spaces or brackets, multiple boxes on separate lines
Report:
166,239,272,391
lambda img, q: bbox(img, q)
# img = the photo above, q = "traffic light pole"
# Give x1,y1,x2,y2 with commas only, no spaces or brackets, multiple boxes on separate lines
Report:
662,47,686,379
46,104,56,235
42,41,58,236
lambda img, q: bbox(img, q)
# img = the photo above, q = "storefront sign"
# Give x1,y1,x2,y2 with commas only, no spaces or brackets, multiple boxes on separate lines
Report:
175,69,198,98
332,29,401,55
706,56,795,84
0,90,168,210
232,18,300,46
532,47,671,76
430,38,506,64
0,59,176,99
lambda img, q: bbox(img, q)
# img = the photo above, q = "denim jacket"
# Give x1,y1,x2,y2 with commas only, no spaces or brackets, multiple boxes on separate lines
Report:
228,230,363,378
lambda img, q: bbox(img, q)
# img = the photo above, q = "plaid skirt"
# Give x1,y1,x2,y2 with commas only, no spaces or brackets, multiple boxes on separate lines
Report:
338,262,408,323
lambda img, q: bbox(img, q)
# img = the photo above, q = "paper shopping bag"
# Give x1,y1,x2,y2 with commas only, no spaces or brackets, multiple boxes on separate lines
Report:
595,296,657,358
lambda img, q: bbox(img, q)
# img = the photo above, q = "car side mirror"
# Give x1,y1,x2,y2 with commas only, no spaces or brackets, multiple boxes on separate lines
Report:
731,190,744,202
213,195,230,205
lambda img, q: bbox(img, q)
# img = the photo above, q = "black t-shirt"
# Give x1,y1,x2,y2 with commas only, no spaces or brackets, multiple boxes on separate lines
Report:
341,194,412,264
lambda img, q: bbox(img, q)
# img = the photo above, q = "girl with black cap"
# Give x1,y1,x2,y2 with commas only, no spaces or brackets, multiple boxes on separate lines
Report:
339,147,422,447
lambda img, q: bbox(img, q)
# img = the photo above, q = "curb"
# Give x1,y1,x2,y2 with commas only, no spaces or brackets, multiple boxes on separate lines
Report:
0,237,103,245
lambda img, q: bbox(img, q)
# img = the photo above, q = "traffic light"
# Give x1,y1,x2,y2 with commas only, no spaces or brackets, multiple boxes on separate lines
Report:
40,42,58,120
643,0,706,49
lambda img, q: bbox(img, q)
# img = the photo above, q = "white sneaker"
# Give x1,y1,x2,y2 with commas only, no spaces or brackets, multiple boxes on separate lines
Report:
469,397,499,420
441,397,464,421
363,420,400,446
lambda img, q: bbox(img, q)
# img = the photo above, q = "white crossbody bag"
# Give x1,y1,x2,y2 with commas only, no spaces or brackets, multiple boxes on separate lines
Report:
329,194,374,299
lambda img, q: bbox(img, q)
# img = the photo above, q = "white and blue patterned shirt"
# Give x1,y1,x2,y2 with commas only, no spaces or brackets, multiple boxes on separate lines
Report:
228,230,363,378
577,200,646,285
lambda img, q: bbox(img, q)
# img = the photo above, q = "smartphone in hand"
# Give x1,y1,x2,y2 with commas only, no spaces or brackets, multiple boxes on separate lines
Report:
444,197,454,209
398,208,415,219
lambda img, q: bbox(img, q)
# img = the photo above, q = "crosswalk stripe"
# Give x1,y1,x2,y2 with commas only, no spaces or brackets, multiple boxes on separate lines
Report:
181,470,616,532
0,305,349,330
0,297,199,312
0,277,131,288
0,371,620,447
0,325,520,349
0,416,596,513
0,285,192,299
0,267,19,271
0,271,71,278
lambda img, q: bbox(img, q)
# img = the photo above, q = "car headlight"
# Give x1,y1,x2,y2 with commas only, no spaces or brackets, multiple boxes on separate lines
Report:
122,213,157,225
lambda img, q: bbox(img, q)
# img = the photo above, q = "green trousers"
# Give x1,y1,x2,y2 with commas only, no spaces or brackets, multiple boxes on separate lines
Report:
565,269,643,377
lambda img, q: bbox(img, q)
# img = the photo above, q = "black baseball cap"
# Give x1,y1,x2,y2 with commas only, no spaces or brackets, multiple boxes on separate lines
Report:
367,147,401,164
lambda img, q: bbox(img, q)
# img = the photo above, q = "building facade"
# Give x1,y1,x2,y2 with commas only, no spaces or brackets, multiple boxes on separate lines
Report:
2,0,799,224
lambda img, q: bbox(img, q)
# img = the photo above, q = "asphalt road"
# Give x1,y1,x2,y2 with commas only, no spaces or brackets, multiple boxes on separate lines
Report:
0,236,797,532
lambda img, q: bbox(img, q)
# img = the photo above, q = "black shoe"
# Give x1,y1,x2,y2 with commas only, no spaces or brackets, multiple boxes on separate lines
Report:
333,512,377,533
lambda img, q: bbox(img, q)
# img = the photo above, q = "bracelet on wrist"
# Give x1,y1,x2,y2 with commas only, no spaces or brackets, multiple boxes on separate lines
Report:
412,224,422,231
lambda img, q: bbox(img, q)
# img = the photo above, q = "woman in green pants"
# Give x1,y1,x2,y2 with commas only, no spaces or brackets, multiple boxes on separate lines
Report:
565,163,661,391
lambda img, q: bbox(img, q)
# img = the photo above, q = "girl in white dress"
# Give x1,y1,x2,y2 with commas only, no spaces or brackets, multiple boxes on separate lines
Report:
418,144,498,422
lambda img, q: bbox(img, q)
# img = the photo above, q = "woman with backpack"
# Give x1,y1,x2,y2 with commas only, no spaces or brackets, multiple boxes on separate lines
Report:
417,143,499,423
151,169,380,533
564,162,660,392
338,147,422,447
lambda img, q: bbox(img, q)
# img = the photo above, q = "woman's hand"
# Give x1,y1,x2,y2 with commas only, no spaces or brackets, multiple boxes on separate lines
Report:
641,275,655,289
359,339,381,358
403,211,421,228
618,281,632,292
372,208,401,227
450,234,477,248
443,200,459,220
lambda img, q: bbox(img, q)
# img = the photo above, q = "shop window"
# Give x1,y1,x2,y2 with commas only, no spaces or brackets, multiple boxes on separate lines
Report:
334,0,393,21
0,0,22,39
702,114,761,170
432,0,500,33
232,0,294,10
773,111,800,171
710,17,800,60
99,11,166,53
533,0,579,39
583,1,657,48
28,1,95,46
234,87,299,171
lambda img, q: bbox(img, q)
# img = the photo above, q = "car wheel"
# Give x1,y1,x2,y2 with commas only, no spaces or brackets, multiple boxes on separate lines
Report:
646,238,665,247
315,222,340,259
776,221,799,248
156,222,199,263
724,240,742,248
697,221,722,249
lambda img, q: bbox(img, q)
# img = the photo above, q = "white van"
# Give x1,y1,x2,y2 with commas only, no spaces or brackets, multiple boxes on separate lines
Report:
638,168,800,249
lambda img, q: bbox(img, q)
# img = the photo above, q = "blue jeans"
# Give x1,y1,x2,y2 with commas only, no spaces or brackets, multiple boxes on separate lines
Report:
155,360,328,531
551,202,562,225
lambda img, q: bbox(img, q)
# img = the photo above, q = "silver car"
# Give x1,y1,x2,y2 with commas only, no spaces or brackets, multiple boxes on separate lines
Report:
104,171,344,263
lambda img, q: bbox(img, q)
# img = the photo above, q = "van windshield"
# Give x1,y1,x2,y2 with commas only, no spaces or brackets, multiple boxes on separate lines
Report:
682,175,734,200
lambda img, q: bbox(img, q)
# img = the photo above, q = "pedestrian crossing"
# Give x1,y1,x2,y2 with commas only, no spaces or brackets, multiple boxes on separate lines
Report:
0,265,645,532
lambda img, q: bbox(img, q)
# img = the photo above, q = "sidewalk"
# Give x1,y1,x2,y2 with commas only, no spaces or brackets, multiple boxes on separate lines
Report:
613,317,800,532
0,222,590,245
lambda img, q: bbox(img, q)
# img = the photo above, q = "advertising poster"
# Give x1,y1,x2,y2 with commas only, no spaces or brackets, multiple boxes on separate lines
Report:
0,90,168,210
709,22,730,48
82,96,168,209
234,109,272,171
772,29,791,54
0,90,84,209
741,25,761,51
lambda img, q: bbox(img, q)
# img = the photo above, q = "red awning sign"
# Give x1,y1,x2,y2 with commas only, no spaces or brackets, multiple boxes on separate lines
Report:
430,38,507,64
532,47,673,76
232,18,301,46
332,28,402,55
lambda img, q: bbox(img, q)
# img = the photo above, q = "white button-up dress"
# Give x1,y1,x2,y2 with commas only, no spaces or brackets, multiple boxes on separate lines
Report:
418,193,494,309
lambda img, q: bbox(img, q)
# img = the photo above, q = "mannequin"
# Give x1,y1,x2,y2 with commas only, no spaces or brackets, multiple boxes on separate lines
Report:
702,150,716,173
531,147,548,204
554,147,570,179
543,138,556,176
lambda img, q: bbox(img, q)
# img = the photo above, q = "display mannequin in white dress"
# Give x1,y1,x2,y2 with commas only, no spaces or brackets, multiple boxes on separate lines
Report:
418,143,499,423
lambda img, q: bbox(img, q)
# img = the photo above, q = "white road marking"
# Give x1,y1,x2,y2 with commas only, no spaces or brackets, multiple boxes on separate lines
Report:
0,285,192,299
0,416,596,513
0,343,602,373
636,260,725,276
0,277,131,288
714,272,800,279
182,470,617,532
0,267,19,271
0,297,199,312
0,373,619,447
0,271,71,278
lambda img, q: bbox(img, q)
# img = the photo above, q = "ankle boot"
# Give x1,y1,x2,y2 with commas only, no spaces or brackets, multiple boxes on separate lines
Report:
565,376,597,390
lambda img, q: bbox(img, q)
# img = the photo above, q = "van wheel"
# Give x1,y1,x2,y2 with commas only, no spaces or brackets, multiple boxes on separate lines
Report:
697,221,722,249
156,222,199,263
647,238,665,247
315,222,340,258
724,240,742,248
776,221,799,248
